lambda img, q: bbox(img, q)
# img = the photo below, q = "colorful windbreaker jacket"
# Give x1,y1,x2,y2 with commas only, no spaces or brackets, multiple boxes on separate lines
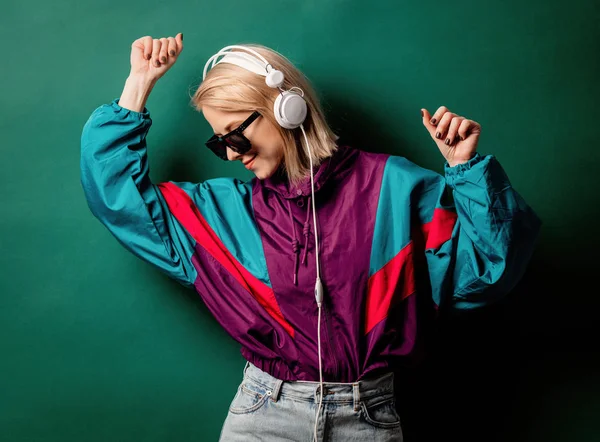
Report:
80,98,542,382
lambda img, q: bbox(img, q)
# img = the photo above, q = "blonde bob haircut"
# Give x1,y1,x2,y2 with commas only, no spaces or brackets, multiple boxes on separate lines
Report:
191,44,339,186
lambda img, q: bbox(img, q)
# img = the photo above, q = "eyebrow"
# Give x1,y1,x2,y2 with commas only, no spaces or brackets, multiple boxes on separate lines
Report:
215,120,243,136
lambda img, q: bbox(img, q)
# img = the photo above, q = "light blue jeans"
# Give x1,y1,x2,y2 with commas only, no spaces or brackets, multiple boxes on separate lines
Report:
219,361,403,441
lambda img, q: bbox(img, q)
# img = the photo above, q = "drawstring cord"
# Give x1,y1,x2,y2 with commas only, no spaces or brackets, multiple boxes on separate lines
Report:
286,196,312,285
286,200,300,286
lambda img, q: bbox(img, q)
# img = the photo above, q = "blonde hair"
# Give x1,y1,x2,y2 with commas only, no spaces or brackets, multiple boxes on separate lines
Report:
190,44,339,186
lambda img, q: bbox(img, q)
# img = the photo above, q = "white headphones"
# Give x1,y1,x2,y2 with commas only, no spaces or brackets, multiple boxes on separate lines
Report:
202,45,308,130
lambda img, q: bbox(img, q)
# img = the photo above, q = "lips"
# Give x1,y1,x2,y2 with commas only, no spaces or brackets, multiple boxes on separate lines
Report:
243,154,258,167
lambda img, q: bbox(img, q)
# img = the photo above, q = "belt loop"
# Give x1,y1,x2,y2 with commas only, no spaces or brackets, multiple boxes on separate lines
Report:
243,360,250,377
270,378,284,402
352,382,360,412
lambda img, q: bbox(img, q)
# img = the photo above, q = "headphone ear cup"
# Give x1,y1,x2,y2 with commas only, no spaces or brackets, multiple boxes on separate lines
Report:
274,91,308,129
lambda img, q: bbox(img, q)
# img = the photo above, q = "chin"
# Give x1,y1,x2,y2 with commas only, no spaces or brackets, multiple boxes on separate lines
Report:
253,170,270,180
254,166,279,180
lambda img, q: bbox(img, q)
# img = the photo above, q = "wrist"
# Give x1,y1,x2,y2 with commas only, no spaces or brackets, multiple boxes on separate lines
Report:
118,75,157,113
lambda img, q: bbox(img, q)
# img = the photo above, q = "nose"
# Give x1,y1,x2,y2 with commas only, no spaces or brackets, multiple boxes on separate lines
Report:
226,146,240,162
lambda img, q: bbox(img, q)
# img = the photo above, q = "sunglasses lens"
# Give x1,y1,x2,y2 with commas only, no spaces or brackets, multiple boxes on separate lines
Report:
205,137,228,160
226,133,251,153
205,131,253,160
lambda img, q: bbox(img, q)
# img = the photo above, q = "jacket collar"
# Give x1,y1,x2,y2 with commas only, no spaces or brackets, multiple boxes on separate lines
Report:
254,143,358,199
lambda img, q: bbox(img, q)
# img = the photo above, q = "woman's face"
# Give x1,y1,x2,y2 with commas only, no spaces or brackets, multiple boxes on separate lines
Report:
202,106,285,180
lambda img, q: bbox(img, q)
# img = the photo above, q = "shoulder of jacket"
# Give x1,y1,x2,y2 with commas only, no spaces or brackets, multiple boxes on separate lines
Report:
165,177,253,198
383,155,442,186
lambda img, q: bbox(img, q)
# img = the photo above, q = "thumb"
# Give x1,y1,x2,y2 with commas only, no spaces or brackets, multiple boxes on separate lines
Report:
175,32,184,53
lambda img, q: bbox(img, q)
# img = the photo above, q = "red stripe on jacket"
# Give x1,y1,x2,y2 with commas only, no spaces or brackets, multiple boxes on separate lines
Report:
157,182,295,338
421,208,458,250
365,208,457,334
365,242,415,335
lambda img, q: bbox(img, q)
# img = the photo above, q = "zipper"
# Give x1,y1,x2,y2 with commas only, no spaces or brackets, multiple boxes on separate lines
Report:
320,302,340,380
306,199,339,380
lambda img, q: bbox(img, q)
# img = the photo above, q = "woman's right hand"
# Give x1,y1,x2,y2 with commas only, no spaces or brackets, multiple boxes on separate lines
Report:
129,33,184,82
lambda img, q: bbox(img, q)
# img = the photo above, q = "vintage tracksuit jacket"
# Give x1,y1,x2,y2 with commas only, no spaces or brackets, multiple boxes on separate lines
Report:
80,98,541,382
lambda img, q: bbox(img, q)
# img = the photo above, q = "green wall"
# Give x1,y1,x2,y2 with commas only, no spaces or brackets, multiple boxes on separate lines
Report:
1,0,598,440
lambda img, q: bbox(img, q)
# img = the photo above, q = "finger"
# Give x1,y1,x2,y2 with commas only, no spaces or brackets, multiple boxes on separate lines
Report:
429,105,448,126
175,33,184,54
167,37,177,57
152,39,161,67
159,38,168,64
445,116,464,145
142,36,153,60
435,111,455,141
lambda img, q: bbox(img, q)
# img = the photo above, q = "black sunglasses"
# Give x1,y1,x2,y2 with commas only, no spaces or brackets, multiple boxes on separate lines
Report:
205,111,261,160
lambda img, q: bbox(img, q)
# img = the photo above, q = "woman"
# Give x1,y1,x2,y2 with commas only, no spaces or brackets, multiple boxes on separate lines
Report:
80,33,541,441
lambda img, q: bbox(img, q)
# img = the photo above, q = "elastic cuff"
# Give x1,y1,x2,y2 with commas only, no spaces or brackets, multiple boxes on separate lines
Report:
109,97,151,119
444,153,483,176
444,153,488,188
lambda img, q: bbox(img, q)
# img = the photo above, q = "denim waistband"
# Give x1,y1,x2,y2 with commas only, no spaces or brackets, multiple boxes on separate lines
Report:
241,361,395,412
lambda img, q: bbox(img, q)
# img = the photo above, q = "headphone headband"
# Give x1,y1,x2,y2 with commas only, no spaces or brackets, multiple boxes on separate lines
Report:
203,45,274,80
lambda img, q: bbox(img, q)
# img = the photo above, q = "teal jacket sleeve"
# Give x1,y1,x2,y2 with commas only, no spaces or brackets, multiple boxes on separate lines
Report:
80,98,198,287
418,153,542,310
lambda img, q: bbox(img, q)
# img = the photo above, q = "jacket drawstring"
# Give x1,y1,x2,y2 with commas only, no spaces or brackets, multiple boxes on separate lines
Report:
286,200,300,286
286,197,312,285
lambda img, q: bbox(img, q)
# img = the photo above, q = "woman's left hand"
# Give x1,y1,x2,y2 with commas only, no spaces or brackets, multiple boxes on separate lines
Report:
421,106,481,167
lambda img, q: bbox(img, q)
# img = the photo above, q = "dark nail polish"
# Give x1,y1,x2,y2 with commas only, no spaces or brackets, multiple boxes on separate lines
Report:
436,132,441,139
181,33,184,41
445,138,450,145
421,110,424,117
460,136,464,141
430,118,437,124
170,50,175,56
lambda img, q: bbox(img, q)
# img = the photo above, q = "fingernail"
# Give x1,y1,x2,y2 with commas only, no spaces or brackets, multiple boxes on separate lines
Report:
421,110,424,117
445,138,450,145
146,54,151,60
430,118,437,124
161,56,166,62
181,33,184,40
460,136,464,141
436,132,441,139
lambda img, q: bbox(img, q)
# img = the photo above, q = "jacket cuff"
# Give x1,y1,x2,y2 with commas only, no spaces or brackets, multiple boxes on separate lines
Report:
444,153,490,188
110,97,151,119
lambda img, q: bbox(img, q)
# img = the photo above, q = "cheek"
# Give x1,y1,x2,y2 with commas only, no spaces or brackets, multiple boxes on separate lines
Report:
250,123,285,167
254,146,283,179
255,139,284,162
261,125,285,158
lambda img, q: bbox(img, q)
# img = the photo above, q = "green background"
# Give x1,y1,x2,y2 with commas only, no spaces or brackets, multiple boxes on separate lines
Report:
2,0,599,440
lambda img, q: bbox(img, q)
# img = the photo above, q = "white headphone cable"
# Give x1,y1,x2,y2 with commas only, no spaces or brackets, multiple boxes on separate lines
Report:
300,124,324,442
